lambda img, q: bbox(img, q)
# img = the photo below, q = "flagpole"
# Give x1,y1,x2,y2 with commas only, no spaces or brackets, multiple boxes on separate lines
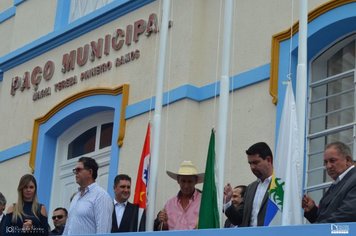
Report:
296,0,307,221
146,0,171,231
217,0,233,227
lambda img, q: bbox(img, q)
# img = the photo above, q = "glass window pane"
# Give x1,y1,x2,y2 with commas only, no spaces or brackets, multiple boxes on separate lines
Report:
308,35,356,196
309,129,353,153
309,107,353,134
309,136,326,157
307,168,327,187
326,129,354,145
310,92,353,115
327,41,355,77
326,107,354,129
67,127,96,159
311,76,353,101
308,151,324,170
309,75,354,134
309,117,325,134
99,122,113,149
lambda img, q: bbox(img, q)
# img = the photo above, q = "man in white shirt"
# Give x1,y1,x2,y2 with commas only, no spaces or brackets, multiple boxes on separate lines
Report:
303,141,356,223
63,156,113,235
225,142,273,227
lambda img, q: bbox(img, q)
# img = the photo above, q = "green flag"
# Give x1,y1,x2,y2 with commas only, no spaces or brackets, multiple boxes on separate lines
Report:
198,129,219,229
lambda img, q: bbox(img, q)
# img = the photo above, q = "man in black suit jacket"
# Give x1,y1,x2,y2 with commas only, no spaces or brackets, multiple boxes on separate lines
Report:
0,192,6,231
111,174,145,233
303,141,356,223
223,185,246,227
225,142,274,227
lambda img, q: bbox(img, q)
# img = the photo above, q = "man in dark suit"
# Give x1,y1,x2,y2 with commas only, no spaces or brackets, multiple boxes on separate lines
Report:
225,142,273,227
223,185,246,227
111,174,145,233
0,192,6,230
302,141,356,223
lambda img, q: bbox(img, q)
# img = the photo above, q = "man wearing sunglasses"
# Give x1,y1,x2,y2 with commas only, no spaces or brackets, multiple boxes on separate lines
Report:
63,156,113,235
50,207,67,235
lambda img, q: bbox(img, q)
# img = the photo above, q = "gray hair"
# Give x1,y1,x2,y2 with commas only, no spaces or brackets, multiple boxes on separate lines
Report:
326,141,353,161
0,192,6,206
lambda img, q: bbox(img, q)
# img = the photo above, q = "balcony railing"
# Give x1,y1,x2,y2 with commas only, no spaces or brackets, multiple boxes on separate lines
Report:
78,222,356,236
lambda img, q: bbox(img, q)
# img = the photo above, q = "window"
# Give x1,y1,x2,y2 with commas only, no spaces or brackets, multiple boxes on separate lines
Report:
99,122,113,149
307,34,356,202
68,126,96,159
67,122,113,159
69,0,113,23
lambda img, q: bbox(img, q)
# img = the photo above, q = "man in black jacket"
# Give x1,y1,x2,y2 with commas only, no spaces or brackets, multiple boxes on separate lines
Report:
111,174,145,232
225,142,273,227
302,141,356,223
0,192,6,230
223,185,246,227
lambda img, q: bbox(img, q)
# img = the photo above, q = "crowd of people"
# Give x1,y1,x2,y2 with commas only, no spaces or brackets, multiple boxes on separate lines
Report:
0,141,356,235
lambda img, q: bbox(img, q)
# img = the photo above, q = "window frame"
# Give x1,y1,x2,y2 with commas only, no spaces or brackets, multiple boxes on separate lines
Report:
306,33,356,199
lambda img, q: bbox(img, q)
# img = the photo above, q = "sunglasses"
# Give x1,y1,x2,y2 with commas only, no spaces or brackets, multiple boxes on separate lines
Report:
52,215,64,220
72,167,87,174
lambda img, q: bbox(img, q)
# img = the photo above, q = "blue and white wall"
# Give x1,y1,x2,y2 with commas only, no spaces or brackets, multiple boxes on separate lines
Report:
1,0,355,223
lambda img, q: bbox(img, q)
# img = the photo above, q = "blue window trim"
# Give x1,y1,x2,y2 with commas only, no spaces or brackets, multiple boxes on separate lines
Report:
273,2,356,194
0,6,15,23
0,0,25,23
55,0,131,30
54,0,71,31
0,0,154,81
126,64,270,119
275,2,356,146
33,93,123,208
13,0,25,7
0,141,31,162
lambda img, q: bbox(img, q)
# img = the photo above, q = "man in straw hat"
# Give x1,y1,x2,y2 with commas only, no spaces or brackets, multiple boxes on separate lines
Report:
154,160,204,230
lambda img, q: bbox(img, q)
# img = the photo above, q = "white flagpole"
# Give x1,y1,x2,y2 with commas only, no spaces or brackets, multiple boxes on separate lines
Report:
296,0,307,216
217,0,233,227
146,0,171,231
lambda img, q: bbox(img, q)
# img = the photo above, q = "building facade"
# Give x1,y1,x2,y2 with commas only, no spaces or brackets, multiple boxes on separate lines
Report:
1,0,356,230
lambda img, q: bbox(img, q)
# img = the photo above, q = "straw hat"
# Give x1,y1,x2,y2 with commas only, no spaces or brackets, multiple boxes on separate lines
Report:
166,160,204,183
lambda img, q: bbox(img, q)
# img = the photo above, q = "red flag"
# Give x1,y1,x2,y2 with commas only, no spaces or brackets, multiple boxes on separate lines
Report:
134,123,150,209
